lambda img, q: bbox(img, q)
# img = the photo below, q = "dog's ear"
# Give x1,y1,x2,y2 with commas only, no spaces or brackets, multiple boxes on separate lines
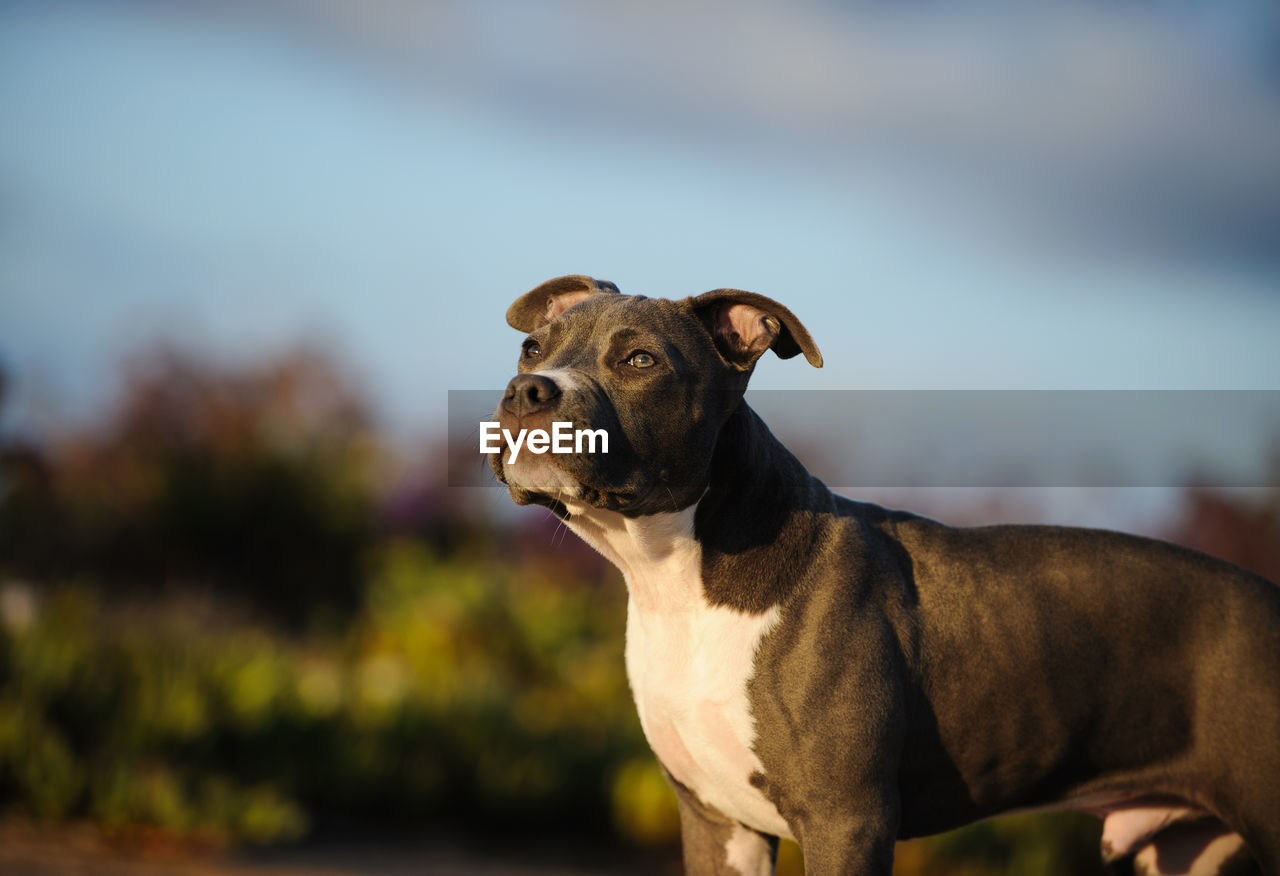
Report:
506,275,620,332
691,289,823,370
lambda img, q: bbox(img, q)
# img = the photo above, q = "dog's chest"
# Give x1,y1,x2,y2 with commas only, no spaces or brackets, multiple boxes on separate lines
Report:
625,594,789,838
564,502,790,837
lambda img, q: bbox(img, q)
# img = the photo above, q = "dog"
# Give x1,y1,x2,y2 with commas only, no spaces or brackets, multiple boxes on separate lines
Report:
488,275,1280,875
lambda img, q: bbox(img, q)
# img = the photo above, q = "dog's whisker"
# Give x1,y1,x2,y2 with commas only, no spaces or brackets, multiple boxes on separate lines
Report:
663,484,679,510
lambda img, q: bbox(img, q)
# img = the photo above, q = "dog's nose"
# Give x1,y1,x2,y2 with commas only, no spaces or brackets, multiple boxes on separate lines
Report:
503,373,561,417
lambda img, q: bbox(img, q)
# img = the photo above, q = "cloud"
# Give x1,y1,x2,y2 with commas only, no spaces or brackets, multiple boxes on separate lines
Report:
278,0,1280,259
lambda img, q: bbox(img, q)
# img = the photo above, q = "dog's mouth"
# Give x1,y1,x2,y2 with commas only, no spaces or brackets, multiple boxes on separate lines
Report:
487,387,692,518
491,438,657,518
497,458,648,517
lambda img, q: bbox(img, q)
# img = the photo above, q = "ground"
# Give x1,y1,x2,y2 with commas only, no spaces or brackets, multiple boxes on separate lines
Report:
0,820,680,876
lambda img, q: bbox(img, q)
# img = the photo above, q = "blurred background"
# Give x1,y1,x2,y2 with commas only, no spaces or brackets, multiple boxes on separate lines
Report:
1,0,1279,873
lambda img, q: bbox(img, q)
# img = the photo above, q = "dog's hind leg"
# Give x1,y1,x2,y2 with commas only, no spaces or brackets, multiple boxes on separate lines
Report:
1128,819,1258,876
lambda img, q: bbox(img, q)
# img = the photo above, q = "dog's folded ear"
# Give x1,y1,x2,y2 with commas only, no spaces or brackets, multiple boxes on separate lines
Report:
691,289,823,370
507,275,620,331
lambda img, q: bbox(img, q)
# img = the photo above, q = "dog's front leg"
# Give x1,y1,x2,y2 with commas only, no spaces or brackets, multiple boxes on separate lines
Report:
793,807,897,876
668,775,778,876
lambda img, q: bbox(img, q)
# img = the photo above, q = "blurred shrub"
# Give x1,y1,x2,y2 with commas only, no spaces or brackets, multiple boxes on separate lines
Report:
1165,485,1280,584
610,757,680,845
0,543,655,845
0,585,308,844
0,348,379,626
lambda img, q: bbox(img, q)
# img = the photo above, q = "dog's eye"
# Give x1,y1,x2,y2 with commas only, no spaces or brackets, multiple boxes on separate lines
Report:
628,351,655,368
523,341,541,358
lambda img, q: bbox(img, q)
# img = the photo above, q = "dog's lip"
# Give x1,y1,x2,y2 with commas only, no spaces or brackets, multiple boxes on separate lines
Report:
505,463,647,514
499,450,577,492
488,403,650,511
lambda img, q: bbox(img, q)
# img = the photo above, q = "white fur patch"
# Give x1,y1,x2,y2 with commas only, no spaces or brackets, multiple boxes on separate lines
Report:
1132,820,1246,876
725,824,775,876
529,366,584,392
563,499,792,840
1104,806,1203,859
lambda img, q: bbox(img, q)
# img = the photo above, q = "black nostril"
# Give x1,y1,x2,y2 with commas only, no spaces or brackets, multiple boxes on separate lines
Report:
503,374,561,417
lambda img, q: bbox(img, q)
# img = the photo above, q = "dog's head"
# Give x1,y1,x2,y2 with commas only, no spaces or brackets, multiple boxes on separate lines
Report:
490,275,821,517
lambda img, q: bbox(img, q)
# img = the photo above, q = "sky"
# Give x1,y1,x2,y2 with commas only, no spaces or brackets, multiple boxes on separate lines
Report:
2,0,1279,506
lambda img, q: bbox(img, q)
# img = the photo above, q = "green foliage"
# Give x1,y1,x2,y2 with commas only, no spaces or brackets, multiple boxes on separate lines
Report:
0,587,308,843
0,543,653,845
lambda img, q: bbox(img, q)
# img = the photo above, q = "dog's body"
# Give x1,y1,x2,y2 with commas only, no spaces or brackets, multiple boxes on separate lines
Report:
490,276,1280,875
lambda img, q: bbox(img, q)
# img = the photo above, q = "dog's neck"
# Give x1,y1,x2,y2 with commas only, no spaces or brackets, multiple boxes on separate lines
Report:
564,402,832,615
562,499,703,613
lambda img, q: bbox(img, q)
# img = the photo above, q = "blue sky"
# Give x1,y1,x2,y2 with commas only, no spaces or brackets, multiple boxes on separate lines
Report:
2,1,1279,455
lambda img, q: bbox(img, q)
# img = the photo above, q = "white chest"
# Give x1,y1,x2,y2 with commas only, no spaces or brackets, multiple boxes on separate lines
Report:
563,500,791,838
625,598,790,838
